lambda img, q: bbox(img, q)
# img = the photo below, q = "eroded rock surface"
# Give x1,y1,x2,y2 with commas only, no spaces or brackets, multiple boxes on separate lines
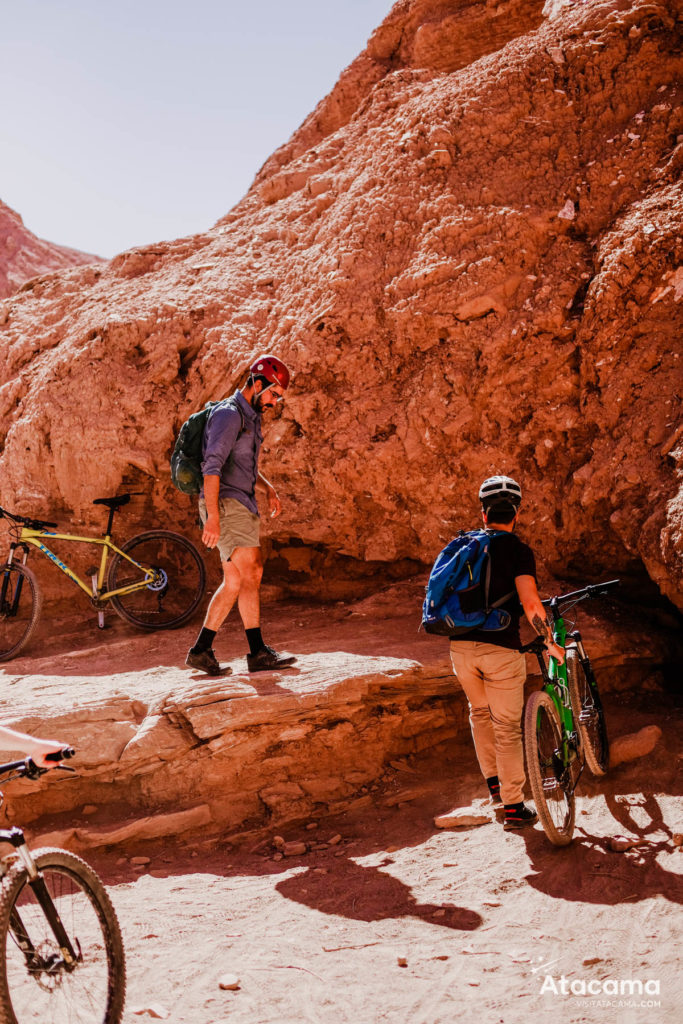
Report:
0,584,671,844
0,199,100,299
0,0,681,614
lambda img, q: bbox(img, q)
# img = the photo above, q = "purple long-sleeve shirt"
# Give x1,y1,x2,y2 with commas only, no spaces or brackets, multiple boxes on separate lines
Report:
200,391,262,515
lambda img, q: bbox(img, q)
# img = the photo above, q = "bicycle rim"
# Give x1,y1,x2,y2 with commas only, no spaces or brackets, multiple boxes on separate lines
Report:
0,564,42,662
0,849,125,1024
567,650,609,776
524,691,575,846
107,530,205,630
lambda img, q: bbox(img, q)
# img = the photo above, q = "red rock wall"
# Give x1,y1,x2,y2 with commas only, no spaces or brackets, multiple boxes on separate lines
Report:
0,0,681,610
0,200,100,299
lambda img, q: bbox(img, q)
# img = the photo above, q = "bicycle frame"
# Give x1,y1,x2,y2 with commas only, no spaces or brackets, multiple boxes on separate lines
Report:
10,526,154,602
532,604,581,770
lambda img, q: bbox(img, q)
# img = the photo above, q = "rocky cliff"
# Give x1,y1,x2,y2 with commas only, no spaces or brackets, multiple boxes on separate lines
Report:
0,0,681,612
0,200,100,299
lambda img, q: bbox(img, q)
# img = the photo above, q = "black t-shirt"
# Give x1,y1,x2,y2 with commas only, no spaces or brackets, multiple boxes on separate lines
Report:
450,531,536,650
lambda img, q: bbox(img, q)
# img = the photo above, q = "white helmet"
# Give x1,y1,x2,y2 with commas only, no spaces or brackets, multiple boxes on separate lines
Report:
478,475,522,508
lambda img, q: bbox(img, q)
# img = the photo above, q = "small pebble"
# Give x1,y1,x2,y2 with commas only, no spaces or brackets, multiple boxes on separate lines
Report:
306,822,318,831
131,856,151,866
672,833,682,847
272,852,284,861
218,974,240,991
82,804,98,815
283,841,307,857
272,835,285,850
329,834,342,846
583,957,602,966
130,1005,169,1019
397,956,408,967
433,909,446,918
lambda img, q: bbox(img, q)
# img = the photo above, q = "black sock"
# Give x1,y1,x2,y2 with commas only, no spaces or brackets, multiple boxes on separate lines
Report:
504,802,525,814
191,627,216,654
486,775,500,797
246,627,265,656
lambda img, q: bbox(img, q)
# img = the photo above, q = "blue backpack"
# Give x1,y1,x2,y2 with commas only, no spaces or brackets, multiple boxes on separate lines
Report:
422,529,514,636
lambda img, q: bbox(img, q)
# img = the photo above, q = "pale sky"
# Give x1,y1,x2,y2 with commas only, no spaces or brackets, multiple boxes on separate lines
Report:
1,0,393,258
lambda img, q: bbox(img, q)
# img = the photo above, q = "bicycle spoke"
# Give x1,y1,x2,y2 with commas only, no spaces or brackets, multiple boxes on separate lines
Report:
0,852,125,1024
107,531,205,630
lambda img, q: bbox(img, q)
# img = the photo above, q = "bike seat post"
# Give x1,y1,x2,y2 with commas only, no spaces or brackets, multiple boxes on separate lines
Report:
105,506,116,538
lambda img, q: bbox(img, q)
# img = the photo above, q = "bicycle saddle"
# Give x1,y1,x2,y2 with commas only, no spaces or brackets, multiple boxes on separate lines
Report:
93,494,131,509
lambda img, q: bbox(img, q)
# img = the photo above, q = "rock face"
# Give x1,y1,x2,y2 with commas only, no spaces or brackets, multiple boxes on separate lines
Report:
0,0,681,612
0,200,100,299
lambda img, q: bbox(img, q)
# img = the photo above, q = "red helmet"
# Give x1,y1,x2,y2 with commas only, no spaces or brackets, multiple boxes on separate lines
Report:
250,354,291,391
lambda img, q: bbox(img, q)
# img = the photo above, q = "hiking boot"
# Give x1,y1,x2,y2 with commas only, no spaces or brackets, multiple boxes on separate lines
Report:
247,645,297,673
503,803,538,830
185,647,231,676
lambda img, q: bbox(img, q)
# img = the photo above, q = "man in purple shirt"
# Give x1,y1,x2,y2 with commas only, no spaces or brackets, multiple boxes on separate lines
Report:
186,355,297,676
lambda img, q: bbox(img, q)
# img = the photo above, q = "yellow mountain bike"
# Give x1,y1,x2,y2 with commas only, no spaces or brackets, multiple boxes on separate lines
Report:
0,492,205,660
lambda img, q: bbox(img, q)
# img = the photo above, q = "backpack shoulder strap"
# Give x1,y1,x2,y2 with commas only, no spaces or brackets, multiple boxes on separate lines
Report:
481,529,515,612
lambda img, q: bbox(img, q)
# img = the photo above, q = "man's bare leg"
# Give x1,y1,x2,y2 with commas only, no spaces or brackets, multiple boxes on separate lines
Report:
203,559,242,631
230,546,263,630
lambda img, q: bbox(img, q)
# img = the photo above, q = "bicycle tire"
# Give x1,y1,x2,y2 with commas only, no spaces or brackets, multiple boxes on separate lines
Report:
0,564,42,662
566,649,609,776
0,847,126,1024
524,691,575,846
107,529,205,630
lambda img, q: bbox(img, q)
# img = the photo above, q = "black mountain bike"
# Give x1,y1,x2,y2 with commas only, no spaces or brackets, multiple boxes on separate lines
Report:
0,749,125,1024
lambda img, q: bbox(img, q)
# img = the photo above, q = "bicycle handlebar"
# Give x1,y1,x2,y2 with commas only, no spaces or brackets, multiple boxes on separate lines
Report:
0,746,76,784
44,746,76,763
0,506,58,530
541,579,620,610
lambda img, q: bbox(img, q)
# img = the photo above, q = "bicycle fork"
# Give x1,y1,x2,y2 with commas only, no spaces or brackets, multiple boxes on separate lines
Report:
1,545,28,616
1,827,80,971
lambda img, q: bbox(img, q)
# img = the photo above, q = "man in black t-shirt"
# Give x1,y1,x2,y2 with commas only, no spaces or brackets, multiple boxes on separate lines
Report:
449,476,564,831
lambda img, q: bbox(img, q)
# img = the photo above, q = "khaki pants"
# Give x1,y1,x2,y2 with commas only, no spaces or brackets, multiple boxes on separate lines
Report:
450,641,527,805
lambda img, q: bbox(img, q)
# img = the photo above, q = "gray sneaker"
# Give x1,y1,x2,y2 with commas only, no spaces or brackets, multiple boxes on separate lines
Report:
247,645,297,673
185,648,231,676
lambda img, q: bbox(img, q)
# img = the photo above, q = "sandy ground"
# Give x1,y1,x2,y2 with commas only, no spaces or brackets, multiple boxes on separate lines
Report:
68,689,680,1024
1,592,681,1024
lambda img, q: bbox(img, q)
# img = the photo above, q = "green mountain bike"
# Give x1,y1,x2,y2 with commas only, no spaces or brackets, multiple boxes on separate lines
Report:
522,580,619,846
0,747,125,1024
0,492,206,660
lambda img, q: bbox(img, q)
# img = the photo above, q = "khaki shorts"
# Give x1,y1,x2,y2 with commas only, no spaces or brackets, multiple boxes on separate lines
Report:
198,497,260,562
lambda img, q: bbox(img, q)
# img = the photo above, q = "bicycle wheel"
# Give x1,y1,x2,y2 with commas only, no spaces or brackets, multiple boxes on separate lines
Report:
0,564,42,662
0,847,126,1024
566,649,609,776
107,529,205,630
524,691,575,846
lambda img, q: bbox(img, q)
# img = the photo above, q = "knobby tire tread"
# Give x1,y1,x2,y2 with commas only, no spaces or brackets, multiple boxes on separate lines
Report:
0,847,126,1024
0,564,42,662
566,649,609,776
524,690,575,846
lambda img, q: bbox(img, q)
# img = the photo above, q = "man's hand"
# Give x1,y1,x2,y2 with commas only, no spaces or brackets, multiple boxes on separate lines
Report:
266,486,282,519
202,513,221,548
547,640,565,665
27,738,70,768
